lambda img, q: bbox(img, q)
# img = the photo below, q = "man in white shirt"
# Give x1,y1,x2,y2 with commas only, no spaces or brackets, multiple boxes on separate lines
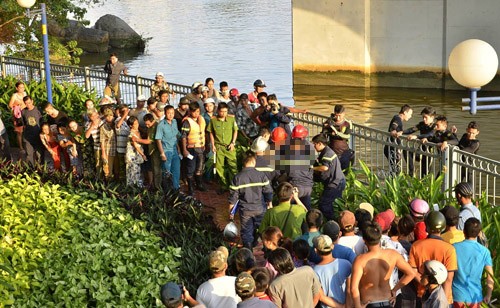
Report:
196,246,240,308
337,210,365,255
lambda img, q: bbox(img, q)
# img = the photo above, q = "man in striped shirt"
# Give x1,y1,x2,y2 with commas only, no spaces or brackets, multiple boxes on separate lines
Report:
115,104,130,184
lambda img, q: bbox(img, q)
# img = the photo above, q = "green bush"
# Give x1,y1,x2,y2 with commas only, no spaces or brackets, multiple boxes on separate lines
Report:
0,160,225,305
0,171,180,306
335,160,447,215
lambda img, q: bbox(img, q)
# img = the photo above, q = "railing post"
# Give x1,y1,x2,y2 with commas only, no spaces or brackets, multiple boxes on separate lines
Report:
84,67,91,91
136,75,141,96
448,146,460,196
1,56,6,78
39,60,45,80
441,145,459,196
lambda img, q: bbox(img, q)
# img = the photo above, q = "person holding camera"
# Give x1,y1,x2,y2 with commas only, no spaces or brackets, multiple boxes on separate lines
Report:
257,94,292,139
258,182,308,240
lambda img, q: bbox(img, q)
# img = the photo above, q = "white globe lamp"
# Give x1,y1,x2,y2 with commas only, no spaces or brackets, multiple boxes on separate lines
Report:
449,39,498,89
16,0,36,9
449,39,500,114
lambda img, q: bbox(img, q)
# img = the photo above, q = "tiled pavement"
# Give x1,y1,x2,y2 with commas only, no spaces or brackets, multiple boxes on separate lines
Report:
192,181,266,266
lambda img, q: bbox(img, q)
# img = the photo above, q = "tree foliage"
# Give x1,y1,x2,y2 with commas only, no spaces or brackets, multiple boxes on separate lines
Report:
0,0,101,64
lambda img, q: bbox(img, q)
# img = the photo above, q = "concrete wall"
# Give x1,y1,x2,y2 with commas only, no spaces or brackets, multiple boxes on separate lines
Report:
293,0,500,89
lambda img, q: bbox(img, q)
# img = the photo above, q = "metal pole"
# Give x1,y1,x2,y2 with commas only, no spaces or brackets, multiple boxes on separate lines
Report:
40,3,53,104
469,87,479,115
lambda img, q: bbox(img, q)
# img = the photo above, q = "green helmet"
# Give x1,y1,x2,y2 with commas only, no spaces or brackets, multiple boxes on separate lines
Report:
425,211,446,234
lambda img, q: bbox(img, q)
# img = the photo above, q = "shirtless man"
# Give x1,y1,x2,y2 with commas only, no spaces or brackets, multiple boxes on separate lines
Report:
351,221,415,308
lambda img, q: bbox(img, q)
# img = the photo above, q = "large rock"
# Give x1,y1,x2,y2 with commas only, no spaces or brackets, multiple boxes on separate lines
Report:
94,14,145,50
48,20,109,53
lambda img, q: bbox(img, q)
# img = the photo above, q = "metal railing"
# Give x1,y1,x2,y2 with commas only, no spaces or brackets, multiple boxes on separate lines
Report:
291,112,500,205
1,55,498,204
0,56,191,105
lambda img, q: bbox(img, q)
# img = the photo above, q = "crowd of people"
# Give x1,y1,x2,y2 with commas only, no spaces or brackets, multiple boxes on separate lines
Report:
383,104,480,177
160,182,493,308
0,53,493,308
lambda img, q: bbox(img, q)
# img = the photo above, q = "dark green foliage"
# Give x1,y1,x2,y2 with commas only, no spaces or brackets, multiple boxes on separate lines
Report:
0,160,224,305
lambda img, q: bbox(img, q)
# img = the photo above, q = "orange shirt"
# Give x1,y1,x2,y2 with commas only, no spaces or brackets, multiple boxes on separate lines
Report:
409,237,458,304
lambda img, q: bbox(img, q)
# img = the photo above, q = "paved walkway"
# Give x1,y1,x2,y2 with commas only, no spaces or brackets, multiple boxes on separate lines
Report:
193,181,266,265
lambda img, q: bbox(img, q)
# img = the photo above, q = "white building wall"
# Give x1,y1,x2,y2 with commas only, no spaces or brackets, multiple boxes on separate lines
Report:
293,0,500,88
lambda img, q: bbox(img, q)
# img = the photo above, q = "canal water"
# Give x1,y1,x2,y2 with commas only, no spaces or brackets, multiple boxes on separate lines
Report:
80,0,499,161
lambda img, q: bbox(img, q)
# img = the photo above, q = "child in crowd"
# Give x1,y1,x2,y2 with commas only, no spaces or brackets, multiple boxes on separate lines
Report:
292,239,313,268
397,214,416,253
40,122,61,171
57,122,79,175
421,260,449,308
68,119,85,176
409,198,429,241
251,267,273,301
234,248,256,274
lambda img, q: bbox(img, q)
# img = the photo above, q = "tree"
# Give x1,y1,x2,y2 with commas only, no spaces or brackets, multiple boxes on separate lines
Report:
0,0,101,64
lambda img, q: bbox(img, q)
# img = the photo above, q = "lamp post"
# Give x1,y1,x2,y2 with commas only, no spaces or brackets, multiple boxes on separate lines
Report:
448,39,500,115
16,0,53,104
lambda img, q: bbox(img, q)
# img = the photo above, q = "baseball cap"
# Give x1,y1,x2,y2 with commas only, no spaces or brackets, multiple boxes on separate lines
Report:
209,246,229,272
229,88,239,97
322,220,340,240
204,98,215,105
253,79,266,87
137,94,147,102
200,86,209,92
235,272,256,296
179,97,190,106
374,209,396,232
339,210,356,231
160,282,182,306
156,72,164,77
440,205,459,226
314,234,333,253
359,202,374,219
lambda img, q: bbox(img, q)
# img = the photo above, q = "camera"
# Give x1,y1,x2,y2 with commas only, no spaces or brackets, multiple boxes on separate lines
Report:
270,102,280,115
178,284,184,292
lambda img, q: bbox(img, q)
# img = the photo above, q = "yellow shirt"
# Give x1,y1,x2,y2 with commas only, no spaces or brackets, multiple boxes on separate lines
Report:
441,228,465,244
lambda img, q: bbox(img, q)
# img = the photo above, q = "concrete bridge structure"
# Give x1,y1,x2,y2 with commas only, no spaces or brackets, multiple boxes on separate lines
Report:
292,0,500,90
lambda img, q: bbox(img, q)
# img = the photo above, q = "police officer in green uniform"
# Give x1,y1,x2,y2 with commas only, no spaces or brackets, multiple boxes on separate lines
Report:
207,102,238,194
